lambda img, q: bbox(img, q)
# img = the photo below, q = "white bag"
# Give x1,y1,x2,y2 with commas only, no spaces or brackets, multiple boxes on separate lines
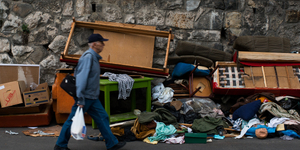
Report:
70,107,86,140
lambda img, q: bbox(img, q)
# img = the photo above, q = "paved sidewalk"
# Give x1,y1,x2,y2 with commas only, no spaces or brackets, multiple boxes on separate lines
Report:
1,123,300,150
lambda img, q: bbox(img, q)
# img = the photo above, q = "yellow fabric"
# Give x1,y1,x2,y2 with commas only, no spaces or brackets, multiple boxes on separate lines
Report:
130,118,156,140
256,96,271,103
143,137,158,144
110,126,124,136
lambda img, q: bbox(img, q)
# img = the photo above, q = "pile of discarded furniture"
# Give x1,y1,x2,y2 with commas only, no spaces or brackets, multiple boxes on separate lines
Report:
2,18,300,143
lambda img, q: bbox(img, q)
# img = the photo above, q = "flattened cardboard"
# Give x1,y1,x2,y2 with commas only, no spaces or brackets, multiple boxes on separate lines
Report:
0,64,40,85
23,83,50,107
0,81,26,108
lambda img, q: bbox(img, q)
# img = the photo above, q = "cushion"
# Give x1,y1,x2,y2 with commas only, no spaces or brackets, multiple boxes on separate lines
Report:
171,62,210,79
232,100,262,121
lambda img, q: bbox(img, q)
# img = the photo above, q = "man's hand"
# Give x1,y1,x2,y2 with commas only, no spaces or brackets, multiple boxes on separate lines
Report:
77,104,84,108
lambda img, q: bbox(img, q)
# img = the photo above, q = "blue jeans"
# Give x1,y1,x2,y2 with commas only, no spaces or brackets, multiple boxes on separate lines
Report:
56,98,118,149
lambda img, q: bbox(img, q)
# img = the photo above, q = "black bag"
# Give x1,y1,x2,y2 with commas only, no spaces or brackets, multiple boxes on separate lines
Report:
60,74,76,97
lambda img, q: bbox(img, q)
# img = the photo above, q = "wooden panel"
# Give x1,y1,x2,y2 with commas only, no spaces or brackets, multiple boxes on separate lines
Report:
0,105,42,115
264,66,276,76
244,75,255,88
290,77,300,89
278,77,289,88
287,66,294,76
55,72,75,113
253,76,265,87
239,51,300,62
276,66,287,77
0,102,52,127
266,76,277,88
94,21,155,68
265,67,277,88
192,77,212,97
252,67,263,76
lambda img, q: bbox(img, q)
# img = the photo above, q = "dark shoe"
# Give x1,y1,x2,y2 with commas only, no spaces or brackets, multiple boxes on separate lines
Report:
107,141,126,150
216,125,224,136
54,144,70,150
87,135,104,141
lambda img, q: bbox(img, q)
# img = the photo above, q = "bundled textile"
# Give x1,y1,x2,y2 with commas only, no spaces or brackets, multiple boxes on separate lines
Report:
102,72,134,100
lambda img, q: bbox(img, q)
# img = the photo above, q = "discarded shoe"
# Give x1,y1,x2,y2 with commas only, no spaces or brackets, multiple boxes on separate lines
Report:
54,144,70,150
87,135,104,141
107,141,126,150
216,125,224,136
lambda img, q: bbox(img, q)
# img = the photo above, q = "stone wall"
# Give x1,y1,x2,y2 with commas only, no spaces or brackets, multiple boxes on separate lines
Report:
0,0,299,85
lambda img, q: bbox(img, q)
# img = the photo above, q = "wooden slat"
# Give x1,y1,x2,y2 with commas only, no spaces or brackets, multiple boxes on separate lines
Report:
239,51,300,62
63,21,76,56
173,94,190,97
61,55,169,73
75,20,174,39
163,29,172,69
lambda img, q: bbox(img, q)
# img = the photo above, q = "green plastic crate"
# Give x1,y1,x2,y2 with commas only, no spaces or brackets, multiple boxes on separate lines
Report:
185,133,207,144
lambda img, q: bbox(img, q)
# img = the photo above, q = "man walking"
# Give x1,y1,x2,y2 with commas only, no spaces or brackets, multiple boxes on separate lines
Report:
54,34,126,150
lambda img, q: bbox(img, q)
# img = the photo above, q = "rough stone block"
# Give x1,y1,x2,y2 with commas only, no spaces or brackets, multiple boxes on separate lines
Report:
286,10,299,23
224,12,242,28
166,11,195,29
136,6,165,25
194,8,223,30
186,0,201,11
188,30,221,42
12,3,33,18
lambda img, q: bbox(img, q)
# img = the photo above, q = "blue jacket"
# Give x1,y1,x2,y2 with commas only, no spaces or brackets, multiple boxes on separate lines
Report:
75,48,102,105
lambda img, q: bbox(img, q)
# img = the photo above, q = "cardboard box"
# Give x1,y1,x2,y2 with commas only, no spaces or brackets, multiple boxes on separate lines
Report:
185,133,207,144
0,81,26,108
23,82,50,107
0,64,40,85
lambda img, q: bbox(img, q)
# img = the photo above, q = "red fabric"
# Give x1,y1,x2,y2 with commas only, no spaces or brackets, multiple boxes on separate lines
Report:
233,51,300,66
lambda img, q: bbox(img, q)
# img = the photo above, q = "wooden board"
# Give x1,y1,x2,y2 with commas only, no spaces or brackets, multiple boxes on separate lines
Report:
0,102,52,127
239,51,300,62
94,21,155,68
191,77,212,97
61,19,174,77
0,105,42,115
0,64,40,86
213,61,300,96
53,72,75,114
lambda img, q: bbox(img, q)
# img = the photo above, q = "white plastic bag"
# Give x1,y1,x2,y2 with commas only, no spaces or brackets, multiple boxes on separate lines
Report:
70,107,86,140
152,83,174,104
